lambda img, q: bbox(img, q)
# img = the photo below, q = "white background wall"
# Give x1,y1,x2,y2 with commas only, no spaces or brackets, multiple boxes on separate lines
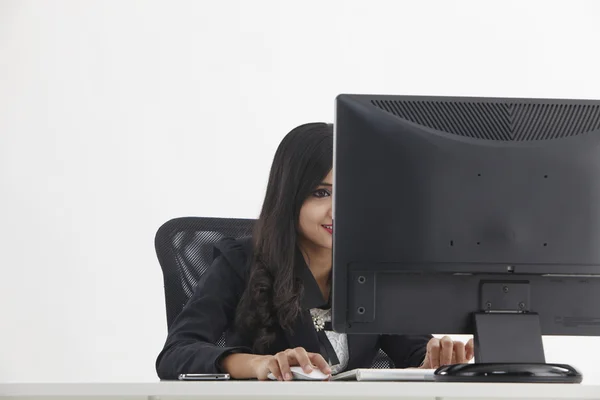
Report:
1,0,599,384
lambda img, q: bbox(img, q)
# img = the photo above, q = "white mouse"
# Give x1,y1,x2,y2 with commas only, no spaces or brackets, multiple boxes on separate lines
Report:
267,366,330,381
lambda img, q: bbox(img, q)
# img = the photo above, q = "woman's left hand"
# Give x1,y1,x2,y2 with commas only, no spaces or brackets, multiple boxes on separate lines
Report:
419,336,474,369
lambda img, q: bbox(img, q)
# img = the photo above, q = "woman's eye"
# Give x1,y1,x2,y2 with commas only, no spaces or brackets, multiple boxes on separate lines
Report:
313,188,331,198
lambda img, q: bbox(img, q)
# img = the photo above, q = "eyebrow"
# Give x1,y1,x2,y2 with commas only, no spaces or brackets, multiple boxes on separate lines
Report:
319,182,333,187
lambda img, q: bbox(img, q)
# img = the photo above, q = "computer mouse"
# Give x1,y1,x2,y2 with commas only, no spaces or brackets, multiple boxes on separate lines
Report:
290,366,330,380
267,366,330,381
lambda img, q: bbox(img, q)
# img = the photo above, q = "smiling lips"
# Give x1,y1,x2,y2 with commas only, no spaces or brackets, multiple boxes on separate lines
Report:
322,224,333,234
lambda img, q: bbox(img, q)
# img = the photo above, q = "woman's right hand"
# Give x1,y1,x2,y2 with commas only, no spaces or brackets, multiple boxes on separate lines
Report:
251,347,331,381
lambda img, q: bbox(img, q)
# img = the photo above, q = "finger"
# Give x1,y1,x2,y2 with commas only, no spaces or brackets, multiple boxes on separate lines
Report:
277,351,292,381
440,336,453,366
293,347,313,373
465,338,475,361
308,352,331,374
268,358,283,381
427,338,440,369
453,341,466,364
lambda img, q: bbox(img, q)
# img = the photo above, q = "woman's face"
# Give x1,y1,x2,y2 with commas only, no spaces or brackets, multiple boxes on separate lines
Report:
298,170,334,251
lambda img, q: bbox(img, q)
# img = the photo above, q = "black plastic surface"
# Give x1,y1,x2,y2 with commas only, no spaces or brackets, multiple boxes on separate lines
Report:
433,363,583,383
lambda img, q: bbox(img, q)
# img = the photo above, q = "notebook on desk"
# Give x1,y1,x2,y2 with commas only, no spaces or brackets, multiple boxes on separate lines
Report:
331,368,436,381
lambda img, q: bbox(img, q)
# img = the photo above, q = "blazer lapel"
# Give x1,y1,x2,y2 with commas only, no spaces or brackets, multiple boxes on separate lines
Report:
283,310,321,353
283,250,327,354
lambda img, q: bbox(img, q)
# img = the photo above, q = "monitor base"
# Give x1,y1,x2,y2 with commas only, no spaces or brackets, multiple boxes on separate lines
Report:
433,363,582,383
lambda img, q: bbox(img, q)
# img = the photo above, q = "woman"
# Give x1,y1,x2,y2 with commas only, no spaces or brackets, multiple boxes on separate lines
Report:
156,123,474,380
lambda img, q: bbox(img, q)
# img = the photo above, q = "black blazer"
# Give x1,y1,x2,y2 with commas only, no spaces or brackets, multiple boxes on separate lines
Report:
156,237,431,379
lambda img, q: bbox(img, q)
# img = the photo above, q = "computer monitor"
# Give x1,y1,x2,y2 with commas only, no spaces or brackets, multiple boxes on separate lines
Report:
332,94,600,383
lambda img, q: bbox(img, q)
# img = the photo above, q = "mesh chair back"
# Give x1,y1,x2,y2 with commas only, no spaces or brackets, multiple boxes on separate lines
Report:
154,216,393,368
155,217,255,328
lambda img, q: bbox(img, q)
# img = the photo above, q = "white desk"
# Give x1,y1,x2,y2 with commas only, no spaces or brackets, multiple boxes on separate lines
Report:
0,382,599,400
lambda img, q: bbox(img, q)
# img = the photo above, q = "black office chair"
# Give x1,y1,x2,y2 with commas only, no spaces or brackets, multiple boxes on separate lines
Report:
155,216,394,368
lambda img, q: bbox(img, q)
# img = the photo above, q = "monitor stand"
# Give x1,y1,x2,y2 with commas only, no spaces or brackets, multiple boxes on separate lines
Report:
433,312,582,383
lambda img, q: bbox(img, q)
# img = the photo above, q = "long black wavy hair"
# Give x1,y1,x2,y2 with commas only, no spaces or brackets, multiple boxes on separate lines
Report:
234,122,333,353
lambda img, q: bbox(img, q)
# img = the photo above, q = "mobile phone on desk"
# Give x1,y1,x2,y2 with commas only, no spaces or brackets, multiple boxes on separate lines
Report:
178,373,230,381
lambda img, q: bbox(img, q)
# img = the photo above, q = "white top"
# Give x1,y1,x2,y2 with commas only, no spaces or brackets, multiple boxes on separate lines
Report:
310,308,349,374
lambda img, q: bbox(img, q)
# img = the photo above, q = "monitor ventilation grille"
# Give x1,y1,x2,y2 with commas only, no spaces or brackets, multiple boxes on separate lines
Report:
371,100,600,141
